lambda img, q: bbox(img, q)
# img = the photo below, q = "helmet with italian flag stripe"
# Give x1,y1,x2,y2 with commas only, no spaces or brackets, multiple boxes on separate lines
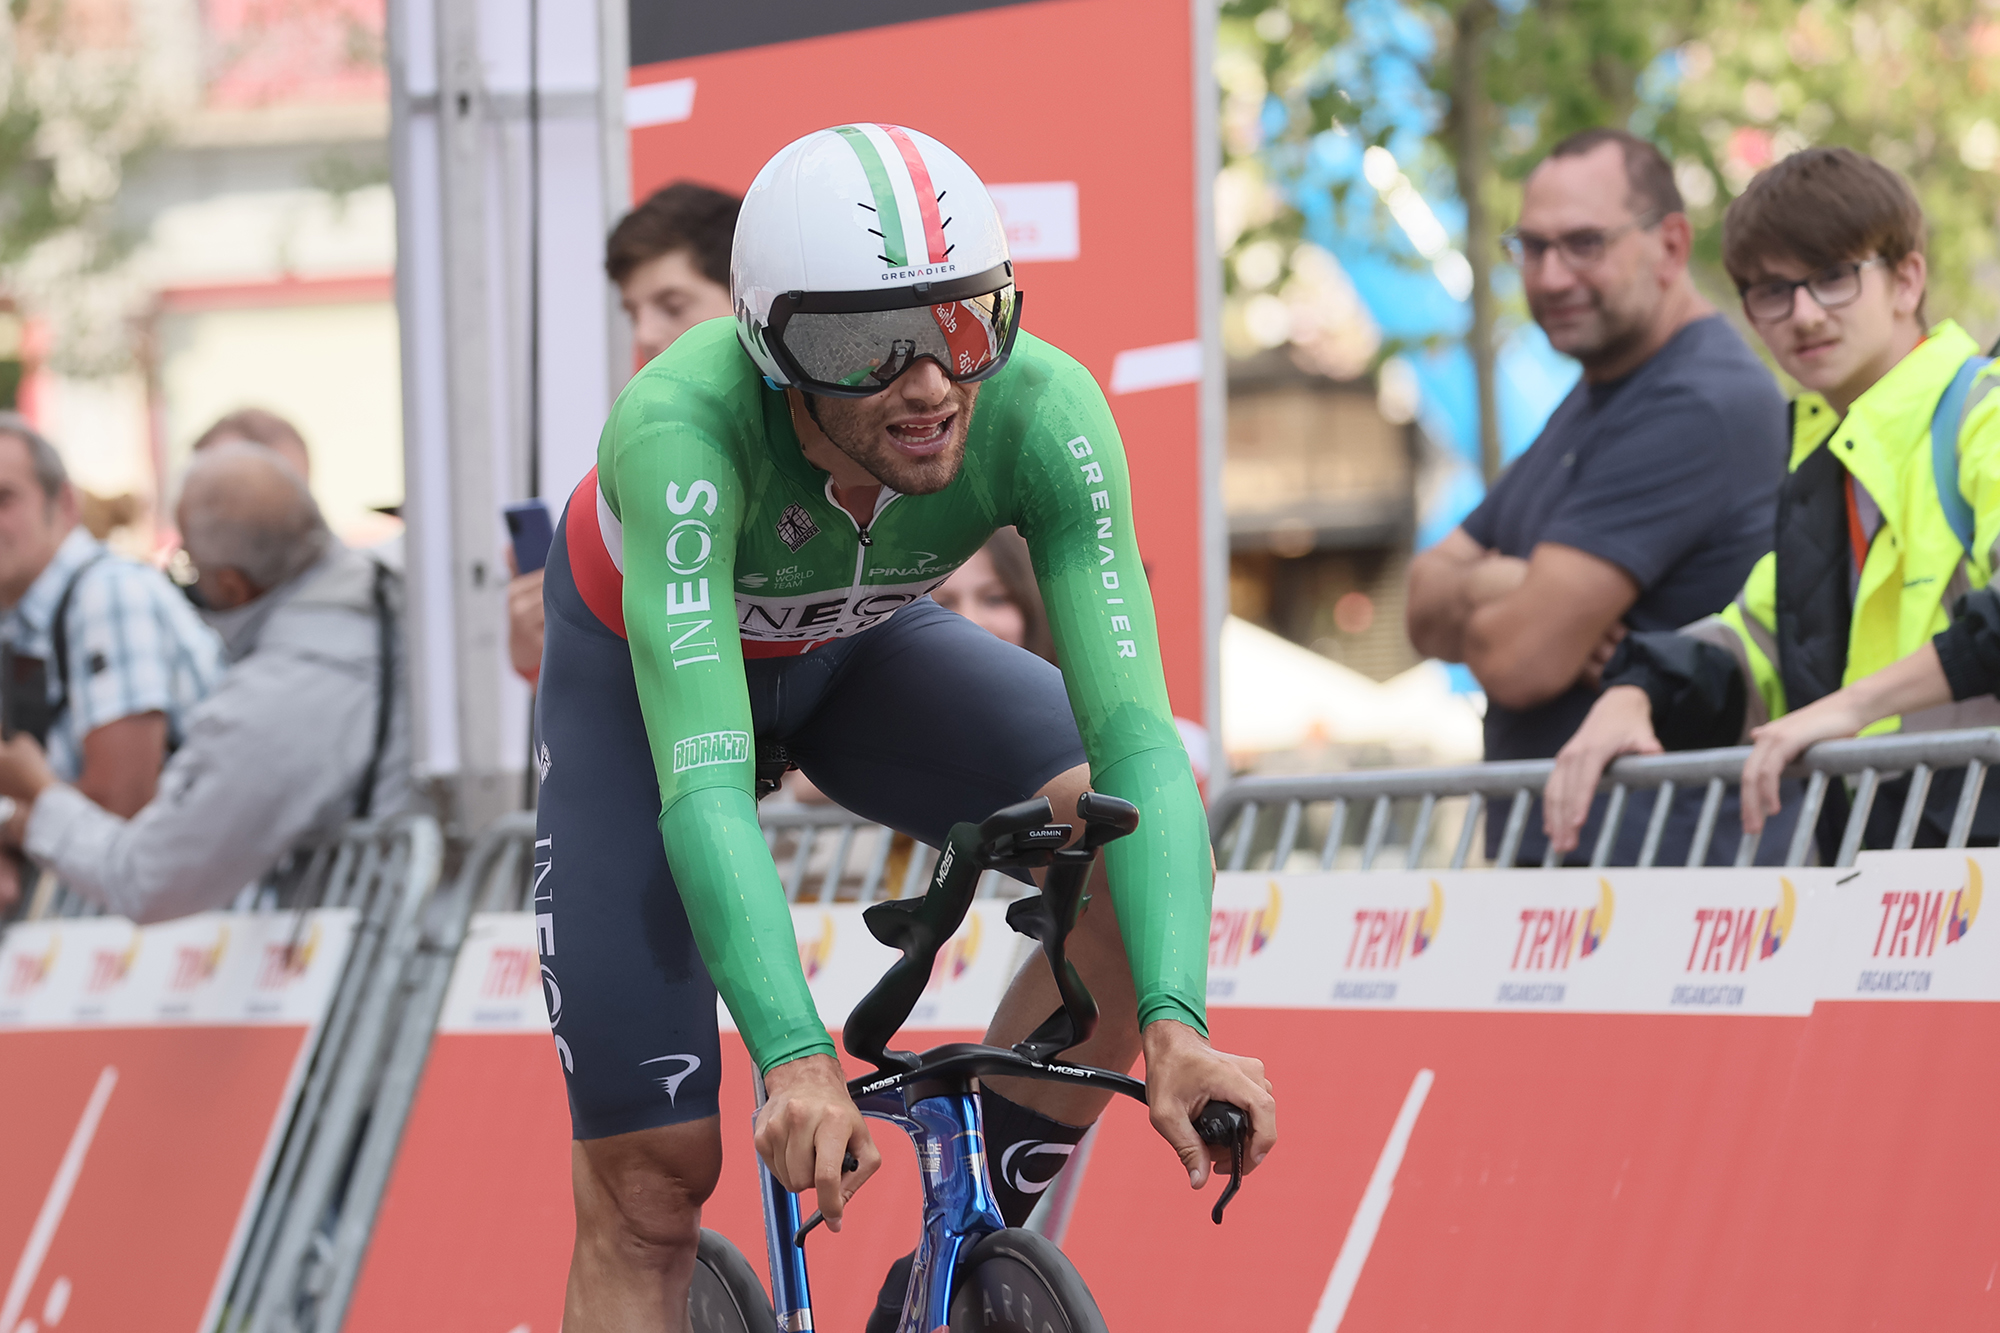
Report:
732,124,1021,396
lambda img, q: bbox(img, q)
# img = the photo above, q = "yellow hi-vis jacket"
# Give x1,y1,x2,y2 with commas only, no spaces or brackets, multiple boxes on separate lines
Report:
1681,321,2000,738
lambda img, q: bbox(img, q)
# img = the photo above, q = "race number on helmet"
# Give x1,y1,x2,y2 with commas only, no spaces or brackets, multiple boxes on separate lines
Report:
732,124,1023,397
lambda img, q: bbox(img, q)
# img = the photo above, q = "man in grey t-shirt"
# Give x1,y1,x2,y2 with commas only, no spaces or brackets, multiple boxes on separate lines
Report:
1405,128,1787,863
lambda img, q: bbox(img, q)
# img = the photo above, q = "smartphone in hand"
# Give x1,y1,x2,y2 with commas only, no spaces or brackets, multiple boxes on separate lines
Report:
504,499,554,575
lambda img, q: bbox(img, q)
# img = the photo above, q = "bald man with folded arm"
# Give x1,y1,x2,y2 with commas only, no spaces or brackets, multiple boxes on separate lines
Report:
0,445,413,922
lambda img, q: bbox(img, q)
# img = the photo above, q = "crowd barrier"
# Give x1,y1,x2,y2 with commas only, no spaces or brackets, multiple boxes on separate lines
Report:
340,806,1031,1333
1212,726,2000,872
0,815,441,1333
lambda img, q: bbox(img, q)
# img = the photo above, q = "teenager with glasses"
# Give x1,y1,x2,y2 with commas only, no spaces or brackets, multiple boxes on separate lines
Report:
1545,145,2000,859
1406,127,1788,865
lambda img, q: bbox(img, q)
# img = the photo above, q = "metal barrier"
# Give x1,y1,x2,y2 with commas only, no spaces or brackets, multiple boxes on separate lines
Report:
1210,727,2000,873
219,814,445,1333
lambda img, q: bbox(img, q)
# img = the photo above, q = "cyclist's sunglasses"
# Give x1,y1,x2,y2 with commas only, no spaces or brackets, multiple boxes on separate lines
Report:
1739,257,1882,324
763,263,1024,398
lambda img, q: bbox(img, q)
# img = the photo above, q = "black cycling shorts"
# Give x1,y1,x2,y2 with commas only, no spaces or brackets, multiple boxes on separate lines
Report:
534,509,1088,1140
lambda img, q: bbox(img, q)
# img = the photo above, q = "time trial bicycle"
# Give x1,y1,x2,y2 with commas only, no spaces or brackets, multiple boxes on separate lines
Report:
683,792,1251,1333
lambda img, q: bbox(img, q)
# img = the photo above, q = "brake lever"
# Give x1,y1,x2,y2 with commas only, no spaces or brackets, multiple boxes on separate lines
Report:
1193,1102,1251,1225
792,1152,861,1247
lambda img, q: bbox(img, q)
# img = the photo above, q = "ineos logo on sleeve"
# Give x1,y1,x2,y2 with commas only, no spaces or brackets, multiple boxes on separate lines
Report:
666,519,713,575
665,479,718,515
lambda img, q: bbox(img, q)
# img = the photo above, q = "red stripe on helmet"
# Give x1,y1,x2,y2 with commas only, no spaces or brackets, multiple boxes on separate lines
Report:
879,125,950,264
565,468,627,639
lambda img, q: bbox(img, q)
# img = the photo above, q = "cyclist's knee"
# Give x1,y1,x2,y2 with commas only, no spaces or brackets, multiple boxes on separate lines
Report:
573,1119,723,1258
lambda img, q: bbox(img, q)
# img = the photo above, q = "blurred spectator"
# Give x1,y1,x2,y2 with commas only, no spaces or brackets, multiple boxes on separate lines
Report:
931,527,1055,663
193,407,313,477
1547,147,2000,858
0,444,411,922
0,413,224,910
1404,128,1787,864
508,181,742,685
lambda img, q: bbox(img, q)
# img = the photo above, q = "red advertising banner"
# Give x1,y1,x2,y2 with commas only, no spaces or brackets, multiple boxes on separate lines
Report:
623,0,1214,725
0,912,355,1333
346,855,2000,1333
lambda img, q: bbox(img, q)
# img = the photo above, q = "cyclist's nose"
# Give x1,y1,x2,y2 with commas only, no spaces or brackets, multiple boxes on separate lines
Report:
896,358,954,405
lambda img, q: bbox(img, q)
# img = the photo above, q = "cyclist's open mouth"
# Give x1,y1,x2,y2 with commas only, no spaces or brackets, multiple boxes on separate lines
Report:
887,413,954,456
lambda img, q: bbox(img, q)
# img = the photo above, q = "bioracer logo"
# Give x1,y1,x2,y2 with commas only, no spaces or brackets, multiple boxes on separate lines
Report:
672,730,749,773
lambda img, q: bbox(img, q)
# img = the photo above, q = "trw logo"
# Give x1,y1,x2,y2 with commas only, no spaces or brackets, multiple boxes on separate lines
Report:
1872,859,1980,957
1510,879,1614,972
1343,881,1443,972
1685,877,1796,973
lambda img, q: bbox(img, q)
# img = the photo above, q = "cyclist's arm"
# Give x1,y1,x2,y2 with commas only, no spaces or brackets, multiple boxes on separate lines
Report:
1009,371,1211,1038
604,388,835,1075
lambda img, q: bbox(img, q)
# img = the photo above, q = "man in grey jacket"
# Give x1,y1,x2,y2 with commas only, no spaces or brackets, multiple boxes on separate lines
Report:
0,444,411,922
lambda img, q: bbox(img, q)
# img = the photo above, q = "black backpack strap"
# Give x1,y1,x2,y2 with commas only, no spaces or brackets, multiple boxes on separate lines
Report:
353,557,397,819
49,550,110,728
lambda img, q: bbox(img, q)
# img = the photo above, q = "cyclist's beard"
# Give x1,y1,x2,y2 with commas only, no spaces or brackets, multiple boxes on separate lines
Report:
806,381,980,496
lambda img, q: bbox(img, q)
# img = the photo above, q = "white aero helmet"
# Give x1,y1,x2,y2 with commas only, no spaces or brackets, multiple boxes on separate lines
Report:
732,124,1023,397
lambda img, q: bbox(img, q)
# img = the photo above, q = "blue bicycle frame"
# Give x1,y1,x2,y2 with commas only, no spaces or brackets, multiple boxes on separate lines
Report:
757,1072,1008,1333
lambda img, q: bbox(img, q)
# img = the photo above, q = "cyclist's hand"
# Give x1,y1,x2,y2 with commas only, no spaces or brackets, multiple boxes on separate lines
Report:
754,1053,880,1232
1140,1020,1276,1189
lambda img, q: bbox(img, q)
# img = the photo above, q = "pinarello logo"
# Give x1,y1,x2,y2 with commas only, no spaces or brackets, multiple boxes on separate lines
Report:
1686,876,1796,973
1874,857,1981,956
1343,881,1443,972
1510,879,1615,972
926,913,983,991
5,936,59,997
797,914,836,983
1211,882,1283,968
480,944,538,998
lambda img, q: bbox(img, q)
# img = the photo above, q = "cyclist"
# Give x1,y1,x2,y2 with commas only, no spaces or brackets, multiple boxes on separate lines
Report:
534,124,1277,1331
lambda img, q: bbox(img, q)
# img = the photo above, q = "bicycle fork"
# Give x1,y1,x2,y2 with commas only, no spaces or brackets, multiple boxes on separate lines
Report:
753,1069,816,1331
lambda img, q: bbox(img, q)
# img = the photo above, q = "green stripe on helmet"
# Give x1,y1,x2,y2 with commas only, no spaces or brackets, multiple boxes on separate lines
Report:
833,125,908,270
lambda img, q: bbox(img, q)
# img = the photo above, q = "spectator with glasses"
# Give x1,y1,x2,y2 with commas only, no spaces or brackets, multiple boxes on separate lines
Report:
1406,127,1787,863
1545,146,2000,859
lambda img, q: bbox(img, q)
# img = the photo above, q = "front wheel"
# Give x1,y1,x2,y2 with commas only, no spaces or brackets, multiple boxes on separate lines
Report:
689,1228,774,1333
949,1228,1107,1333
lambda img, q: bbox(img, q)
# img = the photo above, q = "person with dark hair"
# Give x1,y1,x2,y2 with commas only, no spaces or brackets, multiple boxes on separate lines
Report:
507,181,743,685
1405,127,1788,864
605,180,742,366
1545,146,2000,857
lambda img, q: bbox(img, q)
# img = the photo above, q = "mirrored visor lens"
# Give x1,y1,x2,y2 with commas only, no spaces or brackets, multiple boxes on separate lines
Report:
778,287,1016,389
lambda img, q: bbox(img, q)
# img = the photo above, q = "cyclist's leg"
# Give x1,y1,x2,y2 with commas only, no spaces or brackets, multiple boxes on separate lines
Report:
568,1122,723,1332
538,514,728,1332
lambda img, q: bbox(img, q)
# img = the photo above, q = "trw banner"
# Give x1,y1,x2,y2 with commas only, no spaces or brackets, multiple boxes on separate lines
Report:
342,904,1025,1333
0,911,354,1333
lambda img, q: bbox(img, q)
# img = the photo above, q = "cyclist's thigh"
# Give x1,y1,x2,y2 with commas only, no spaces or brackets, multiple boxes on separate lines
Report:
784,597,1087,846
535,524,722,1141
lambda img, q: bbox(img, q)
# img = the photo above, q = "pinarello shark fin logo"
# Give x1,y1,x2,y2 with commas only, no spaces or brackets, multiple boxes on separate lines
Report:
1759,876,1798,959
1580,878,1616,957
641,1053,703,1105
797,914,835,982
1947,858,1982,945
1411,881,1444,956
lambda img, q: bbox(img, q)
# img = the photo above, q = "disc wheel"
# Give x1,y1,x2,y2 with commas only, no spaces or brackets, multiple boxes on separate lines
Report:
689,1228,774,1333
948,1228,1107,1333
